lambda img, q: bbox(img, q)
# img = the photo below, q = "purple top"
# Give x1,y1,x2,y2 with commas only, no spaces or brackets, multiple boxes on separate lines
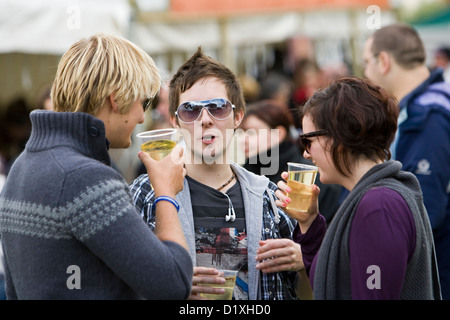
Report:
293,187,416,299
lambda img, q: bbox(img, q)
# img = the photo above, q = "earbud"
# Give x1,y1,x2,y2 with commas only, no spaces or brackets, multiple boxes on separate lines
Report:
225,207,236,222
224,193,236,222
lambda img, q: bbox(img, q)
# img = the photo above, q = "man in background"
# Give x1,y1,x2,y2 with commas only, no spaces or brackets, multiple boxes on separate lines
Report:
363,23,450,299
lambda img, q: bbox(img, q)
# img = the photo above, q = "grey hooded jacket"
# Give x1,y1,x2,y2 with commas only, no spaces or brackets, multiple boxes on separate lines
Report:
130,162,296,300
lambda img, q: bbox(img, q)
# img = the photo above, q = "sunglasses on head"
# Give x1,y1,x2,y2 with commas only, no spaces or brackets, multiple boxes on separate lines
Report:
175,98,235,123
300,130,328,153
142,98,152,112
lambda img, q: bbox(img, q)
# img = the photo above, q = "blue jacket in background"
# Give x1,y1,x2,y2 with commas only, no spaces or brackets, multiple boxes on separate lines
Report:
394,69,450,299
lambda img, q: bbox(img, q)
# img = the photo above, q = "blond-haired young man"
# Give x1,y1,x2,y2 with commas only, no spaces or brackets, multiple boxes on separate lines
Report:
0,33,192,299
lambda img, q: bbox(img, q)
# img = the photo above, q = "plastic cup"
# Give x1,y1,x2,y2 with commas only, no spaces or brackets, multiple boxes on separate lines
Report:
136,128,180,160
285,162,318,214
199,270,238,300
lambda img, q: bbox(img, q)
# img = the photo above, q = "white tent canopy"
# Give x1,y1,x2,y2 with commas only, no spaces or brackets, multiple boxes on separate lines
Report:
132,10,395,54
0,0,131,54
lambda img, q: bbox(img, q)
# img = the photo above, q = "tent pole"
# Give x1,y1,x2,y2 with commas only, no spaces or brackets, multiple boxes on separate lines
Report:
219,16,234,71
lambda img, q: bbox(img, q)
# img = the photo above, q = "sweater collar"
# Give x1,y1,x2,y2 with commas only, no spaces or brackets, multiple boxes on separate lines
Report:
27,110,111,166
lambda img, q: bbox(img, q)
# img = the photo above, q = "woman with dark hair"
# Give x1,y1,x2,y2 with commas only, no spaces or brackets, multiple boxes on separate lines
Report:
276,76,441,299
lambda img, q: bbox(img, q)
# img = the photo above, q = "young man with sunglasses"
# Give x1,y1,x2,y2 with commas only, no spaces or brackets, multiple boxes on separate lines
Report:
130,48,311,300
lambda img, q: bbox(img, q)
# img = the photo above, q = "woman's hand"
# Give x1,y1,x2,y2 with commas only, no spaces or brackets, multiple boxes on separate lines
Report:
275,171,320,233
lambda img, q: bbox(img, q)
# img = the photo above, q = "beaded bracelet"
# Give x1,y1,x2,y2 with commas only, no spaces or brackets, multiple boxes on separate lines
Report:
154,196,180,212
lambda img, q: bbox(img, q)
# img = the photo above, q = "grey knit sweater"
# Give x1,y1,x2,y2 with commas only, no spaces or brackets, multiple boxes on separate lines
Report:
313,160,441,300
0,110,192,299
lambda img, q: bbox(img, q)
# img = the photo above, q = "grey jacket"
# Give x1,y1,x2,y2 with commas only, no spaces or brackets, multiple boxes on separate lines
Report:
130,162,296,300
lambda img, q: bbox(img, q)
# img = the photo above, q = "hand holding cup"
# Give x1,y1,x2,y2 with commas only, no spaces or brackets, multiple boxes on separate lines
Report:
276,168,320,233
189,267,237,300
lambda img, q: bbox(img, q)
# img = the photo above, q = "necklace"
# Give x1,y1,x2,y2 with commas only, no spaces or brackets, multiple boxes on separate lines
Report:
216,173,236,191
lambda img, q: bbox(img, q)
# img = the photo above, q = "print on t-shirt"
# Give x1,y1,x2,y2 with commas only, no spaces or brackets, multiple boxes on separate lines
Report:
187,175,248,300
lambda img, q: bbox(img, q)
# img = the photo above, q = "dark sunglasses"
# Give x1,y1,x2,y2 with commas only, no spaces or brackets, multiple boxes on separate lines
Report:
300,130,328,153
142,98,153,112
175,98,235,123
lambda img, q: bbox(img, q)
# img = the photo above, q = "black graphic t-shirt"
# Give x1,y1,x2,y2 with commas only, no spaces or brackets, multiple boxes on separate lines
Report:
186,175,248,300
